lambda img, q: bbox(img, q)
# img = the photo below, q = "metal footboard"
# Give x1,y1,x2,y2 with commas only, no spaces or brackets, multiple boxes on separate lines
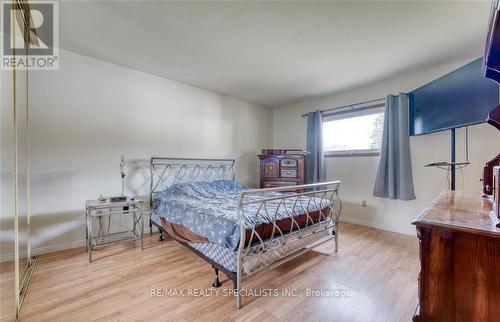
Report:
234,181,342,308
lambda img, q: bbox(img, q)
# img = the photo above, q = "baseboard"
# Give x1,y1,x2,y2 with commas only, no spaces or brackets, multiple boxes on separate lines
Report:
34,239,87,256
0,225,160,263
340,217,414,236
0,239,85,263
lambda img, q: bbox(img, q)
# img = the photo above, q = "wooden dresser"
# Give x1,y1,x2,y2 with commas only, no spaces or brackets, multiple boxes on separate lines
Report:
412,191,500,321
258,151,306,189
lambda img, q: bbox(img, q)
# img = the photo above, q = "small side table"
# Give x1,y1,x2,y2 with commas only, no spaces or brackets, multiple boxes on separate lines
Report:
85,198,144,262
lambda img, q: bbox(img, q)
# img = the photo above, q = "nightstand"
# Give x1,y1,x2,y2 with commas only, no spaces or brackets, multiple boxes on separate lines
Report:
85,198,144,262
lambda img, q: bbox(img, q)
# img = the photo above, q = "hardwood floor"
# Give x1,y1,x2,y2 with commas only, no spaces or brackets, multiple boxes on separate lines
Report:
3,223,419,322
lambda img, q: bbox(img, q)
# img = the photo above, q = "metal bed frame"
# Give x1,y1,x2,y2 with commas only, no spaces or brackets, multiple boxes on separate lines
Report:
149,157,341,309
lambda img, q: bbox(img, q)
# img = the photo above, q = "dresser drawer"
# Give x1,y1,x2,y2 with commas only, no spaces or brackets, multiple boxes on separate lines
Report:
280,169,297,178
261,181,297,189
280,158,298,167
261,159,279,178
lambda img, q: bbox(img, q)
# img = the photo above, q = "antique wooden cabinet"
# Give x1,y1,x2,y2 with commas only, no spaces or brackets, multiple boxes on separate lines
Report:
412,191,500,321
258,151,306,189
483,154,500,195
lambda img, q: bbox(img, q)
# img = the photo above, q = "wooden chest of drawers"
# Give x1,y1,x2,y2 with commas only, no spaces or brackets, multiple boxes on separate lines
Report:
258,153,306,189
412,191,500,321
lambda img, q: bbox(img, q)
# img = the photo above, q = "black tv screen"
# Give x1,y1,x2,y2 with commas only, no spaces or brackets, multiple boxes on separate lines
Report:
409,58,499,136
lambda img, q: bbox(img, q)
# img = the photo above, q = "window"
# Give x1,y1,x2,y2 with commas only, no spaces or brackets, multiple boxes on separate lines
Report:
323,104,385,157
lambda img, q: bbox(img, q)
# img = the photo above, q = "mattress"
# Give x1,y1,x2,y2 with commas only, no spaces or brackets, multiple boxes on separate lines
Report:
152,180,332,250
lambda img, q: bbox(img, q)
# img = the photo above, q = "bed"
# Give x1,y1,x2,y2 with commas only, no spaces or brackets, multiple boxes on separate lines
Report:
149,157,342,308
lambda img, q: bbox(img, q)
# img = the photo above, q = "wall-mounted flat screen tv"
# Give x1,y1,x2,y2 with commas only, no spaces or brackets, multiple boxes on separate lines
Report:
409,58,499,136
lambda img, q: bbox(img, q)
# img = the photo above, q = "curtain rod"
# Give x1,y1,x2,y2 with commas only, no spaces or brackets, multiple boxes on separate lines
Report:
301,97,386,118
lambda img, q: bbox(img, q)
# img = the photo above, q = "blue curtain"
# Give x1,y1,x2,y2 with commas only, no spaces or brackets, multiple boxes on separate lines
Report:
373,94,416,200
306,111,325,184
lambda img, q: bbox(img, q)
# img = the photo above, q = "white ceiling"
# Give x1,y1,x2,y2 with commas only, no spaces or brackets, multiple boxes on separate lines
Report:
59,1,491,108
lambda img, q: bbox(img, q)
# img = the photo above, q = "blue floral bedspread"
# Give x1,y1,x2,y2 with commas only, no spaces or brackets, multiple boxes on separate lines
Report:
152,180,331,250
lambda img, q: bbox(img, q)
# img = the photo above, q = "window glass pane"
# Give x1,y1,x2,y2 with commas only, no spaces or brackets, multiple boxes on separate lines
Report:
323,111,384,152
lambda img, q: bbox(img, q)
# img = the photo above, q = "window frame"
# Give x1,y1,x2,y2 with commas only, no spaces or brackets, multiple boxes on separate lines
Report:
322,103,385,158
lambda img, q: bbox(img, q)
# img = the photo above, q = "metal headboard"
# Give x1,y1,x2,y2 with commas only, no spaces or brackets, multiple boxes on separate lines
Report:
149,157,236,207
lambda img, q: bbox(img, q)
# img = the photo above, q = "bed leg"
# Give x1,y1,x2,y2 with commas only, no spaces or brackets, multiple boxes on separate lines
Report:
212,267,222,288
149,218,152,235
235,274,241,309
334,225,338,253
232,277,237,290
158,231,164,241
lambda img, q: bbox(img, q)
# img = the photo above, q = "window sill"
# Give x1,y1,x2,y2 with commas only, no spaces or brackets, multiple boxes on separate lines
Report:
324,151,380,158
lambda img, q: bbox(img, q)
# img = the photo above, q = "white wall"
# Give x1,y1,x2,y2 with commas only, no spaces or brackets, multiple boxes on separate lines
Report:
1,49,272,260
273,57,500,235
